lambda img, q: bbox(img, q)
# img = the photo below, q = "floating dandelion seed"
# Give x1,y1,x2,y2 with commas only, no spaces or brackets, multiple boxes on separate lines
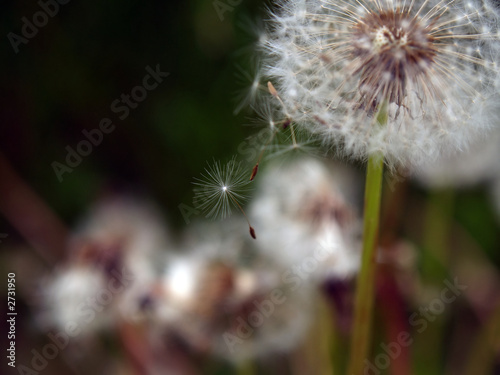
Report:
260,0,500,167
194,158,256,238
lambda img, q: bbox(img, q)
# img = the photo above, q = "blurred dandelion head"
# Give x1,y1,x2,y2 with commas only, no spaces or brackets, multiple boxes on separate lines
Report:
250,157,362,280
259,0,500,166
193,158,252,220
414,125,500,188
40,196,169,332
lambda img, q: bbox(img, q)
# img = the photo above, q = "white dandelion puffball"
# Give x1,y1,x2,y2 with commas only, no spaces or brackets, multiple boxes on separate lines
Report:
69,196,170,322
250,157,363,280
415,121,500,188
259,0,500,167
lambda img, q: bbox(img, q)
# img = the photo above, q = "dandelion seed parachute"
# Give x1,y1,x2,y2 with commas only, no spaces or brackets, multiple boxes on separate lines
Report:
259,0,500,167
193,158,252,220
194,158,257,238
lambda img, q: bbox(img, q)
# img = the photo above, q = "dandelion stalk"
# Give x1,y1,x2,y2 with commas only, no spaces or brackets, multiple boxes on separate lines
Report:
236,360,256,375
414,189,454,374
346,106,387,375
318,295,336,375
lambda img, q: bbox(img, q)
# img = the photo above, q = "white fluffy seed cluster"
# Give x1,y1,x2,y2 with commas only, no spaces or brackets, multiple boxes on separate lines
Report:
259,0,500,167
250,156,363,280
41,197,169,332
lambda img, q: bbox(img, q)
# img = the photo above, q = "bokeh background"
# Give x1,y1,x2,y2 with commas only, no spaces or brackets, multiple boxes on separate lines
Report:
1,0,499,374
0,0,266,223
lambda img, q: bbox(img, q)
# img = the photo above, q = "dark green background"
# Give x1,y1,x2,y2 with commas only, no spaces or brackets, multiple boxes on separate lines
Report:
0,0,264,229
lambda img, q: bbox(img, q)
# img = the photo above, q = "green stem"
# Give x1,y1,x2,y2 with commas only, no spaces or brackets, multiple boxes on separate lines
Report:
318,295,336,375
236,360,256,375
421,190,455,282
414,189,454,375
346,151,385,375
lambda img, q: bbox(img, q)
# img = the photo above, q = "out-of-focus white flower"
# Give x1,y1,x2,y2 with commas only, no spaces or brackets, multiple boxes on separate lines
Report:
415,125,500,188
69,196,170,321
250,157,362,280
154,218,313,362
258,0,500,167
41,196,170,332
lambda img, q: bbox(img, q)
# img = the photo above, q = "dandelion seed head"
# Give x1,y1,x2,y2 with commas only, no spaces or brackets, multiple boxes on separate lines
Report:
259,0,500,167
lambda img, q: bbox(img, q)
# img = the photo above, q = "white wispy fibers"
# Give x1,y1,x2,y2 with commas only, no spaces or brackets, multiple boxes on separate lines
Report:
193,158,252,220
154,218,313,362
415,121,500,188
194,158,257,238
258,0,500,167
250,156,363,280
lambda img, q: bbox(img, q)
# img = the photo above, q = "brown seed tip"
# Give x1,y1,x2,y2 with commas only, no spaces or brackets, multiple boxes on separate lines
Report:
249,226,256,239
283,118,291,129
267,81,278,97
250,163,259,181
